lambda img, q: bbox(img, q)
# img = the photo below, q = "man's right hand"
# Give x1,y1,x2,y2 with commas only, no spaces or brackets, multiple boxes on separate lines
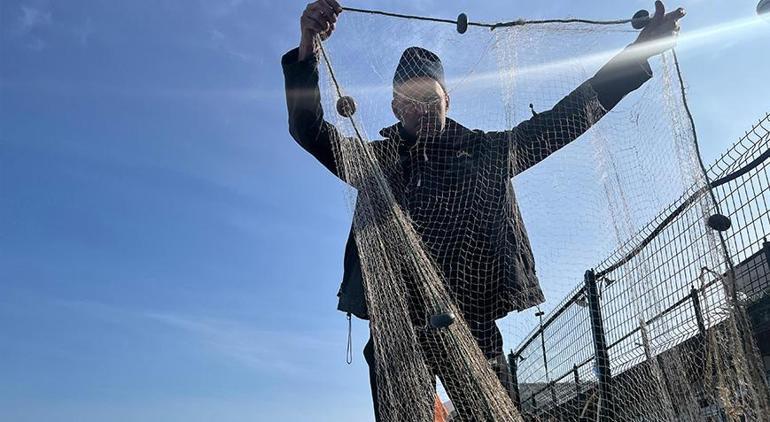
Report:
299,0,343,61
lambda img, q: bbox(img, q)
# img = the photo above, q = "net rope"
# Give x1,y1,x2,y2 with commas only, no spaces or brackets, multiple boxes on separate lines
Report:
339,7,633,29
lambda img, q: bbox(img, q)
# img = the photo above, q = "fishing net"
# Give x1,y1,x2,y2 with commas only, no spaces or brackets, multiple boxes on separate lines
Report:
285,7,770,421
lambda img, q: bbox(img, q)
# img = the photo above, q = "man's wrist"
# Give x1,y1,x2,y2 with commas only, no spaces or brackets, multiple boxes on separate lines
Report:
625,41,657,63
298,34,318,62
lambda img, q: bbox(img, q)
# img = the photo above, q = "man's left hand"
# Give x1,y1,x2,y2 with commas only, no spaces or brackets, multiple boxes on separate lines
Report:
631,1,686,58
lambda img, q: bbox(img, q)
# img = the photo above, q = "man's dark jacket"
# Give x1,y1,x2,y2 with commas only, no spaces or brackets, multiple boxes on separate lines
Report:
282,46,651,321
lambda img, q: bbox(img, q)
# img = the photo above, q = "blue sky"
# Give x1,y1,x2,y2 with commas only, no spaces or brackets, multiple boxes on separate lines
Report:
1,1,768,421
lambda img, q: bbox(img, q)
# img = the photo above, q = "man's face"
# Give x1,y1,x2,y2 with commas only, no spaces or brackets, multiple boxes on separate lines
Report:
391,77,449,139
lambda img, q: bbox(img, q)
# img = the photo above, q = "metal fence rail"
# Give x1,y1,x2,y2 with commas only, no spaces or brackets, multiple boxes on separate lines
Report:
509,113,770,419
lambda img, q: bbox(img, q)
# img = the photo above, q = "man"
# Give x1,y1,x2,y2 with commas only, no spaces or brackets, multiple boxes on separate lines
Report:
282,1,685,419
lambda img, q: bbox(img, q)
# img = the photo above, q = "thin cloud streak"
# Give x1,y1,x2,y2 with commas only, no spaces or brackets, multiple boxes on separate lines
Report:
18,5,52,33
54,299,337,376
11,3,53,51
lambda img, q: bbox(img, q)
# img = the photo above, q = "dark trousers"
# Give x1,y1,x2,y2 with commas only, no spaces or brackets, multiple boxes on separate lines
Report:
363,319,515,421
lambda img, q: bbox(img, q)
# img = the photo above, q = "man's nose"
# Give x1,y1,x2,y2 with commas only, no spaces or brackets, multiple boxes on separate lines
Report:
414,103,429,116
418,103,440,119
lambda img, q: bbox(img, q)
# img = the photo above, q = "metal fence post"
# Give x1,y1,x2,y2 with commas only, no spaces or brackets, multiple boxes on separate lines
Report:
574,364,587,422
535,309,558,408
508,350,521,410
585,269,614,420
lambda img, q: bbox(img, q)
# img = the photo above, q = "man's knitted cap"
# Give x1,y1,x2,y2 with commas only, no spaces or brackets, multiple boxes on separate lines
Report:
393,46,446,92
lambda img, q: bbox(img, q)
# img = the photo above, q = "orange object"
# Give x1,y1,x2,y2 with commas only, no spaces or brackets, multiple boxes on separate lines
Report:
434,395,448,422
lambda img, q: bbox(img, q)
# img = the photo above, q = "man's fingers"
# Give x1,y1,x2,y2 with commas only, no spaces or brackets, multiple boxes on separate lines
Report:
330,0,343,14
304,14,328,34
319,11,336,27
315,0,338,17
304,8,335,28
301,1,340,39
313,2,334,19
314,1,338,25
664,13,683,34
665,7,686,22
318,10,337,25
309,1,334,18
321,0,343,15
653,1,665,22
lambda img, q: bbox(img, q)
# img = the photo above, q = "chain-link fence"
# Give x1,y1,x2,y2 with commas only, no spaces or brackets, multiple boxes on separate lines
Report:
509,113,770,421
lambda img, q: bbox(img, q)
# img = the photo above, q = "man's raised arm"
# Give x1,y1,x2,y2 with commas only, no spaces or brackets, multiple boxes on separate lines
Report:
283,0,345,178
501,1,685,175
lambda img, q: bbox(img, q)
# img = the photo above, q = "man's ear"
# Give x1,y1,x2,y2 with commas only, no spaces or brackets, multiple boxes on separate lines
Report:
392,98,402,122
445,93,450,112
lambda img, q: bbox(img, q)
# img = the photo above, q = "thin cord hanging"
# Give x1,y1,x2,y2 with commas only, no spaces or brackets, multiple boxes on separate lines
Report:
346,312,353,364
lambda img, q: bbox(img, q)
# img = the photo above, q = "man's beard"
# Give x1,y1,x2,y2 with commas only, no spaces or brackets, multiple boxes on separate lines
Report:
416,116,445,140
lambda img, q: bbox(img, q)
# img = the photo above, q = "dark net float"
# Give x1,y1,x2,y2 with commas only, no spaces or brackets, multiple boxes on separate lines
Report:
707,214,732,232
759,0,770,17
632,9,650,29
430,311,456,329
336,95,356,117
457,13,468,34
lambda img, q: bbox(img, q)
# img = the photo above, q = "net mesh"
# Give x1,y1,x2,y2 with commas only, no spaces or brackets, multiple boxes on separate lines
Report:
288,9,770,421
